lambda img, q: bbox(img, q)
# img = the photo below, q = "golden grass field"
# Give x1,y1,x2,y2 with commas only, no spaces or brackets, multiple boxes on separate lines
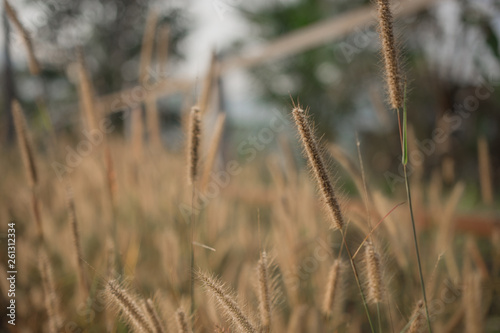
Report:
1,0,499,332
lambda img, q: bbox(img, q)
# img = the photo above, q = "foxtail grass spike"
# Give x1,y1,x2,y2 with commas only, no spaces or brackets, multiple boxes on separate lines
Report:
376,0,403,110
292,106,343,230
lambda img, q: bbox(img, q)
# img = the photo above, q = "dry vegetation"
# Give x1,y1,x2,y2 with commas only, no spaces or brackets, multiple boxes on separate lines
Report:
1,0,499,332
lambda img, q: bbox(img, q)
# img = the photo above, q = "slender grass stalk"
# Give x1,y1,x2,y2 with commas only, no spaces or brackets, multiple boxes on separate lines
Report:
39,251,62,332
400,86,432,333
257,251,272,332
340,229,375,333
376,303,382,333
65,184,89,301
403,168,432,332
139,11,158,85
4,0,40,75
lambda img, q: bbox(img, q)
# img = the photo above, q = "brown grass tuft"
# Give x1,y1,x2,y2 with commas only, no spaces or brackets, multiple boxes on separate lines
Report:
292,106,344,230
187,106,202,185
364,241,384,304
12,100,38,188
322,259,344,317
257,251,272,332
65,184,89,300
38,251,62,332
376,0,403,110
4,0,40,75
408,300,425,333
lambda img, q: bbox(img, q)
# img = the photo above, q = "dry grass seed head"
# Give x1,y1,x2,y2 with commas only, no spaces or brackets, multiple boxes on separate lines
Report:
104,279,154,333
4,0,40,75
322,259,345,317
257,251,279,333
376,0,403,110
292,106,344,230
364,241,384,304
175,308,191,333
65,184,89,299
197,271,257,333
408,300,425,333
12,100,38,188
38,250,63,332
145,298,166,333
187,106,202,185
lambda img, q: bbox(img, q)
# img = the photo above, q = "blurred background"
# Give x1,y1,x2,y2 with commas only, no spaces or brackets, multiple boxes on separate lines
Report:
1,0,499,199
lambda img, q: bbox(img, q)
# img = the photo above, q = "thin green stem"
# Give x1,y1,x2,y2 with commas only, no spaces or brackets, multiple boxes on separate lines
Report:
397,85,432,333
403,165,432,333
340,229,375,333
190,185,196,323
377,302,382,333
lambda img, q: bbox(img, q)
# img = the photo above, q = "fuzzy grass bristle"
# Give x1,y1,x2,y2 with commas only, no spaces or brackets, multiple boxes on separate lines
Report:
175,308,191,333
187,106,202,185
145,298,166,333
257,251,272,332
408,300,425,333
322,259,344,317
65,184,89,300
376,0,403,110
197,271,256,333
38,251,62,332
364,241,384,304
292,106,344,230
104,279,154,333
4,0,40,75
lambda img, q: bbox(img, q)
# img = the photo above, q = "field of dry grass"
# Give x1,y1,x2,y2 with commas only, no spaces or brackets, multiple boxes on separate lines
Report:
1,0,499,332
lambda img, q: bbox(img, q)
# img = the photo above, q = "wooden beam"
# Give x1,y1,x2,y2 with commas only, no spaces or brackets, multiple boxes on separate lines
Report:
219,0,437,72
96,79,192,114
